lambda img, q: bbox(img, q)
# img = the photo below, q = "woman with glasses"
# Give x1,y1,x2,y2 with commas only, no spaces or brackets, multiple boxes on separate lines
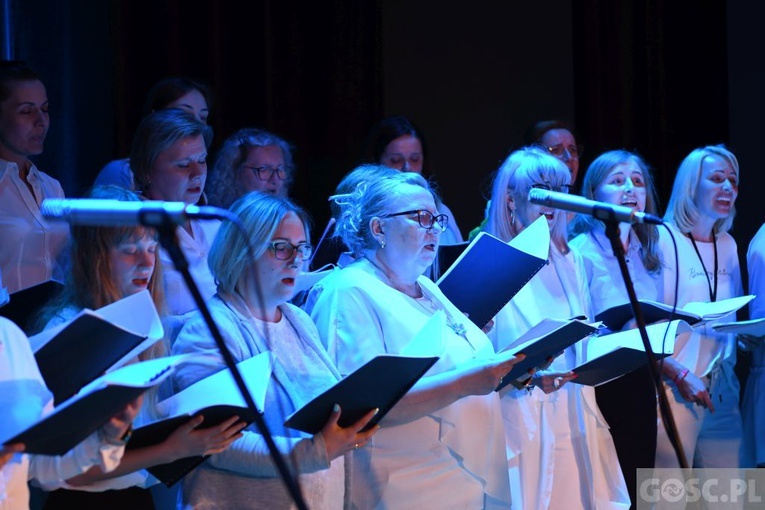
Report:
172,191,379,509
308,171,521,509
130,108,218,317
484,146,628,510
568,150,663,509
525,119,583,188
207,127,295,207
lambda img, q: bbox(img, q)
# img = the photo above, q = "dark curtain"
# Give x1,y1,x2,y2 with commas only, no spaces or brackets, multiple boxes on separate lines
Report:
572,0,729,209
110,0,383,236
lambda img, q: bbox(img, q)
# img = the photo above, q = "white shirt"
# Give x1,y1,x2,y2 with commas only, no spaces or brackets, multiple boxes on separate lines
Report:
658,222,743,377
570,228,663,315
0,159,69,294
160,219,220,316
0,317,125,510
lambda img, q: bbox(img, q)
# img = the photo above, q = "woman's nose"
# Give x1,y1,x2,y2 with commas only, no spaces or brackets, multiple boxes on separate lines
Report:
138,250,154,268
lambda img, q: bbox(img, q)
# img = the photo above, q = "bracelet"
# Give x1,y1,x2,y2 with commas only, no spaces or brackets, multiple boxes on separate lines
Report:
673,369,689,384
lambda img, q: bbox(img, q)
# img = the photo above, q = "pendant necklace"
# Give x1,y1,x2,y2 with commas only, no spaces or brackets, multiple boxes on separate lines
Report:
364,256,476,354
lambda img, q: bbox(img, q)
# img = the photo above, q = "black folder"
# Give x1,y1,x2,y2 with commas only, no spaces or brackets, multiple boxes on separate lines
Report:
29,291,163,405
2,356,180,455
0,280,64,334
285,355,439,434
495,318,599,391
437,231,546,329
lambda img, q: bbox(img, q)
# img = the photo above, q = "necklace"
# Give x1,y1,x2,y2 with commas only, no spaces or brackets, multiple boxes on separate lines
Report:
687,232,718,302
363,256,477,355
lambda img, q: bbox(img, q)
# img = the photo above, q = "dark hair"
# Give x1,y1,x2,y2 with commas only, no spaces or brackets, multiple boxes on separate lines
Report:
523,119,575,146
0,60,41,105
361,115,430,174
142,76,212,117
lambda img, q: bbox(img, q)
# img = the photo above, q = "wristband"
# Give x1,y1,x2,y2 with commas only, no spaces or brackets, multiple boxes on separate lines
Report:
673,368,689,384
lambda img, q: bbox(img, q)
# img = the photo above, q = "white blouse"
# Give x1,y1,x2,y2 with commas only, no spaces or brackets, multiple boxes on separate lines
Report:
0,159,69,294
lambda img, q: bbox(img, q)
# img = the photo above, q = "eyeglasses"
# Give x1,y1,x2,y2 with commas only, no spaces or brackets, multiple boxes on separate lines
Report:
243,165,292,181
380,209,449,232
530,183,572,194
544,144,584,159
269,241,313,260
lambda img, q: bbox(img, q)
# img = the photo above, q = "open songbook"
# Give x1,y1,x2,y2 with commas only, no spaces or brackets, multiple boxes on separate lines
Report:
1,355,189,455
712,317,765,337
285,354,438,435
287,311,440,434
128,352,273,487
28,290,164,405
571,320,690,386
495,317,601,391
595,295,755,332
437,216,550,329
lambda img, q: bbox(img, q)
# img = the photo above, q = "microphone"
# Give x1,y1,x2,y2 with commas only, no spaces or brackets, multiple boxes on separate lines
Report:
528,188,664,225
41,198,236,227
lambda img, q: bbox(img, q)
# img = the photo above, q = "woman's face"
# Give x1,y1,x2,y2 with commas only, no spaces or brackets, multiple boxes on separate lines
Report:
513,179,569,232
381,135,423,173
593,161,647,213
694,154,738,222
166,89,209,125
147,134,207,204
109,232,158,298
239,145,289,197
253,212,308,307
0,79,49,165
539,129,579,184
376,185,441,281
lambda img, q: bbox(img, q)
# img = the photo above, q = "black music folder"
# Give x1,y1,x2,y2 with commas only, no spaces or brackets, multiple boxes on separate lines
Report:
285,355,439,435
437,216,549,329
2,356,183,455
29,290,164,405
495,317,600,391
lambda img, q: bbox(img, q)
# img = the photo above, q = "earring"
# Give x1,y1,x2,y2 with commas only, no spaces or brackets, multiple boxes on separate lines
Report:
379,239,386,249
510,210,515,226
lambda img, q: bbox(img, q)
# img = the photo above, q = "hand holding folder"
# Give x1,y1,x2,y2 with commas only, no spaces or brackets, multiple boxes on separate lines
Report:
1,354,190,456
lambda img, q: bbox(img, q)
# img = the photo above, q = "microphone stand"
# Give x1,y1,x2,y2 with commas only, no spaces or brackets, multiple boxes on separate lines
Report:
155,222,309,510
597,207,688,469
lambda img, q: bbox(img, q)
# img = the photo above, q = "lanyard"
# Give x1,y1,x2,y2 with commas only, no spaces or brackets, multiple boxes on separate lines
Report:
687,233,718,302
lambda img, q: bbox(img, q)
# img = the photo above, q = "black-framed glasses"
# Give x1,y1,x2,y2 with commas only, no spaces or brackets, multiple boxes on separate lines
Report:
269,241,313,260
544,144,584,159
530,182,572,194
380,209,449,232
243,165,292,181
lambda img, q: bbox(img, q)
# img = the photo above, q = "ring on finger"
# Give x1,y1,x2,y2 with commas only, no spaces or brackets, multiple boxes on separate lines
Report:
553,377,562,389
